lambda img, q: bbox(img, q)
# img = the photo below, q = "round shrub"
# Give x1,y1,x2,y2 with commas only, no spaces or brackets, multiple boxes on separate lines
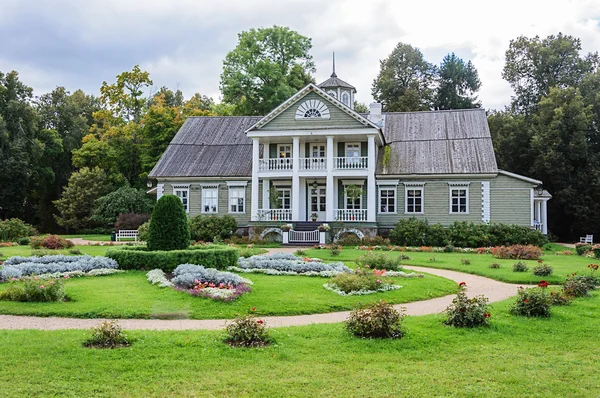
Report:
533,263,553,276
147,195,190,251
389,218,429,246
189,214,237,242
137,220,149,241
17,237,30,246
83,321,130,349
346,300,405,339
563,273,593,297
549,291,572,306
512,261,529,272
489,263,501,269
30,235,74,250
225,314,271,347
510,287,551,317
356,251,402,271
444,283,490,327
575,243,592,256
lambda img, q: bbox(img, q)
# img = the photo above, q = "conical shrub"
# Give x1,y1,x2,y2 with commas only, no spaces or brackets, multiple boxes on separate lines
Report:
147,195,190,251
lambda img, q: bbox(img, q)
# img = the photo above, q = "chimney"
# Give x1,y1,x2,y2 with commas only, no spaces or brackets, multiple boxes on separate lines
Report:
368,102,383,127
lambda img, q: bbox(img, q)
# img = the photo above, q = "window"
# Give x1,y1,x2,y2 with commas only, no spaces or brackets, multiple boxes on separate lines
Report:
346,143,361,167
450,188,469,214
379,188,396,213
311,187,326,212
277,188,291,210
278,144,291,158
344,186,362,210
174,187,189,213
405,187,423,214
341,92,350,107
311,144,326,158
327,90,337,99
295,100,331,120
202,187,218,213
229,187,245,213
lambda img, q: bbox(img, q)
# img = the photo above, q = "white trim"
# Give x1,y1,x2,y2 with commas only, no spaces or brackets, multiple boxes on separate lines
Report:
498,169,542,184
403,181,425,187
481,181,491,223
156,184,164,200
530,188,535,226
228,186,246,214
201,186,219,214
378,186,397,214
200,183,219,189
172,184,190,189
294,99,331,120
376,179,399,186
447,182,471,187
270,180,293,187
404,186,424,214
377,173,497,179
341,179,365,186
449,186,470,214
226,181,248,187
173,186,190,214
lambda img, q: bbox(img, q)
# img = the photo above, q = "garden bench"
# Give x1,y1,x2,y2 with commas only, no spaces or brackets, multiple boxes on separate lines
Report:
579,234,593,244
116,230,139,242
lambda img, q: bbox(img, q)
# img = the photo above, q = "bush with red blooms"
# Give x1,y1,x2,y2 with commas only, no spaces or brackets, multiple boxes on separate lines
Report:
225,310,271,347
444,282,490,328
562,273,594,298
491,245,542,260
510,285,551,317
346,300,405,339
29,235,74,250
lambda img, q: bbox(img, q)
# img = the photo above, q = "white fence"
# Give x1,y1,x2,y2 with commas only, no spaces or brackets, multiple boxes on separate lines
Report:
289,230,319,243
334,157,368,170
257,209,292,221
335,209,368,222
259,158,292,171
116,230,138,241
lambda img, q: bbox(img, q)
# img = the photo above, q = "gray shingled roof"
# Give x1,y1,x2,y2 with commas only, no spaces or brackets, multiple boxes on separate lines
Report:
317,76,356,91
376,109,498,175
149,116,261,178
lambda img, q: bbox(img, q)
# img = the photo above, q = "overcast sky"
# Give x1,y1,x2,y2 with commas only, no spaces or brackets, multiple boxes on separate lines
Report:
2,0,600,110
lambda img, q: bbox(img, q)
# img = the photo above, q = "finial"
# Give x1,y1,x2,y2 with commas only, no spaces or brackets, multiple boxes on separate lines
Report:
331,52,337,78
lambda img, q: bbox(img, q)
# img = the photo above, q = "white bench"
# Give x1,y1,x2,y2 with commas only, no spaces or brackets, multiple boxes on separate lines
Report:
116,230,139,242
580,234,593,244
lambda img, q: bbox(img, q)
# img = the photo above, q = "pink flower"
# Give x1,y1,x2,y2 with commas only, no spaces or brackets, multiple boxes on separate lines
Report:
11,278,17,281
34,276,38,280
49,281,55,285
64,275,70,279
39,285,45,289
209,283,215,288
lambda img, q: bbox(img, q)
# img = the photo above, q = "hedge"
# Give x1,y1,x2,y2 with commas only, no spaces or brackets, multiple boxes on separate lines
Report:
106,245,240,272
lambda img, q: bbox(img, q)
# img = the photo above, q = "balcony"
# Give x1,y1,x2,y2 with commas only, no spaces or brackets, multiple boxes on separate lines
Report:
335,209,368,222
334,157,368,170
257,209,292,221
299,157,327,171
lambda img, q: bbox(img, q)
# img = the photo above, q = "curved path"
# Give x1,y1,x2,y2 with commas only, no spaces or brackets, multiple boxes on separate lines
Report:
0,265,530,331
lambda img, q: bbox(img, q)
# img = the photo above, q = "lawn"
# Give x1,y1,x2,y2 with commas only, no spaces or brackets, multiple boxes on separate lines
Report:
0,271,457,319
61,234,112,241
306,248,595,285
0,291,598,397
0,245,111,260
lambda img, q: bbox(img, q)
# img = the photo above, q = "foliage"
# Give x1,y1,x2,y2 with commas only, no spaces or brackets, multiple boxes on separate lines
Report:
593,244,600,259
510,287,551,317
461,259,471,265
389,218,432,246
106,245,239,272
137,221,149,241
512,261,529,272
328,272,382,294
182,282,252,302
220,26,315,116
0,255,117,280
147,195,190,251
225,314,271,347
83,321,130,349
114,213,150,231
492,245,542,260
444,283,490,327
30,235,74,250
92,186,153,227
345,300,405,339
18,237,30,246
563,273,593,297
330,245,341,256
533,263,553,276
188,214,237,242
0,278,66,302
549,290,572,306
343,185,363,200
237,247,268,258
145,269,173,287
489,263,501,269
575,243,592,256
435,53,481,110
236,253,350,275
356,251,402,271
372,42,437,112
353,101,369,113
171,263,252,289
0,219,37,242
53,167,112,231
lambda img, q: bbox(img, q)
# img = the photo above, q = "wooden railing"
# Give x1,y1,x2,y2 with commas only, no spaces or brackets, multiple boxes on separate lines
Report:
333,157,368,170
289,230,319,243
299,157,327,170
258,158,292,171
257,209,292,221
335,209,367,222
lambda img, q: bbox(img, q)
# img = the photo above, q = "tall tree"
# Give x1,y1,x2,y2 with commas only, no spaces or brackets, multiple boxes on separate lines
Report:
371,43,437,112
435,53,481,110
220,26,315,115
502,33,599,113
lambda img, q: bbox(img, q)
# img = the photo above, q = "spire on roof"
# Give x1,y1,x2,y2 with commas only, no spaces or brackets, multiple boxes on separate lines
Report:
331,52,337,78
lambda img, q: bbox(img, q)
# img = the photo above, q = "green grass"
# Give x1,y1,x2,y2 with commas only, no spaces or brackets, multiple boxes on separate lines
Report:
0,292,598,397
307,248,594,284
0,271,457,319
60,234,112,241
0,245,111,261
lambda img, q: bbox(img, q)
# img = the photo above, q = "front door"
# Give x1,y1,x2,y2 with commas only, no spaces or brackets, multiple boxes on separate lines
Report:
309,186,326,221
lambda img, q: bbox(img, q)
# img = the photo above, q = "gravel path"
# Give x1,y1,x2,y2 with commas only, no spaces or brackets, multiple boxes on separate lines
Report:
0,263,529,331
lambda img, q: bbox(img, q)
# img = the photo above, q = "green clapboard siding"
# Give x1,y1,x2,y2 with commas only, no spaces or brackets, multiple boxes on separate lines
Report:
260,92,367,130
490,174,533,226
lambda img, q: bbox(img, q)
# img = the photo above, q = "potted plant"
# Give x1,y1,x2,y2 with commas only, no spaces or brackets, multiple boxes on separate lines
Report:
311,212,318,222
318,224,330,232
281,224,292,232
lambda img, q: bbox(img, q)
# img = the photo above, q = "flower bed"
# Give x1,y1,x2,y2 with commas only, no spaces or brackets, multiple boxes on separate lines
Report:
1,255,118,281
323,268,406,296
235,253,351,276
356,245,493,254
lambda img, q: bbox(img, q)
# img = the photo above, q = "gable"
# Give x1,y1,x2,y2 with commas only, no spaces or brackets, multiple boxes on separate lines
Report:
258,91,370,131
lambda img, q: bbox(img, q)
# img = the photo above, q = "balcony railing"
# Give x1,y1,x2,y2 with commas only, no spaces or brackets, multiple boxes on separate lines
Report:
334,157,368,170
335,209,368,222
257,209,292,221
259,158,292,171
299,157,327,170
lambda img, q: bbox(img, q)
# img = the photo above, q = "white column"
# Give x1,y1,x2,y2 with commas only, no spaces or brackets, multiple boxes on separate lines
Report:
541,200,548,234
326,135,334,221
536,200,541,223
367,135,376,222
292,137,300,221
251,138,260,221
262,179,270,210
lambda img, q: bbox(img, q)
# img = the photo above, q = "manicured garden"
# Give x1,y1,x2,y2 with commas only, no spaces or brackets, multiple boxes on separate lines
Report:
0,291,598,397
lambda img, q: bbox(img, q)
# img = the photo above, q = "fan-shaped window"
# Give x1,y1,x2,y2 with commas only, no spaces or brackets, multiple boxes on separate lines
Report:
295,99,331,120
341,92,350,107
327,90,337,99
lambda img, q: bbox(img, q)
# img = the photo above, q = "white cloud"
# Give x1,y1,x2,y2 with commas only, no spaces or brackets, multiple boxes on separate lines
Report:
2,0,600,109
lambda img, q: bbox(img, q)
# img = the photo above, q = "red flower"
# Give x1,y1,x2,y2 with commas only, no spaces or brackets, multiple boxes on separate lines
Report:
484,312,491,318
251,307,257,312
537,260,543,264
458,282,466,287
538,280,549,288
525,299,529,303
256,319,263,324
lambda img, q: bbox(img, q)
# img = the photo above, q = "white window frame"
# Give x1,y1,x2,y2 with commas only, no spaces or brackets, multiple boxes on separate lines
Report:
311,143,326,158
449,183,470,214
378,187,397,214
343,185,362,210
277,188,292,210
346,142,361,159
404,184,424,214
341,91,350,107
327,90,337,99
228,186,245,214
201,185,218,214
173,185,190,213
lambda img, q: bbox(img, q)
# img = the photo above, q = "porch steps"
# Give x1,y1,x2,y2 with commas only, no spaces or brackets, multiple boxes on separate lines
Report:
293,222,320,232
